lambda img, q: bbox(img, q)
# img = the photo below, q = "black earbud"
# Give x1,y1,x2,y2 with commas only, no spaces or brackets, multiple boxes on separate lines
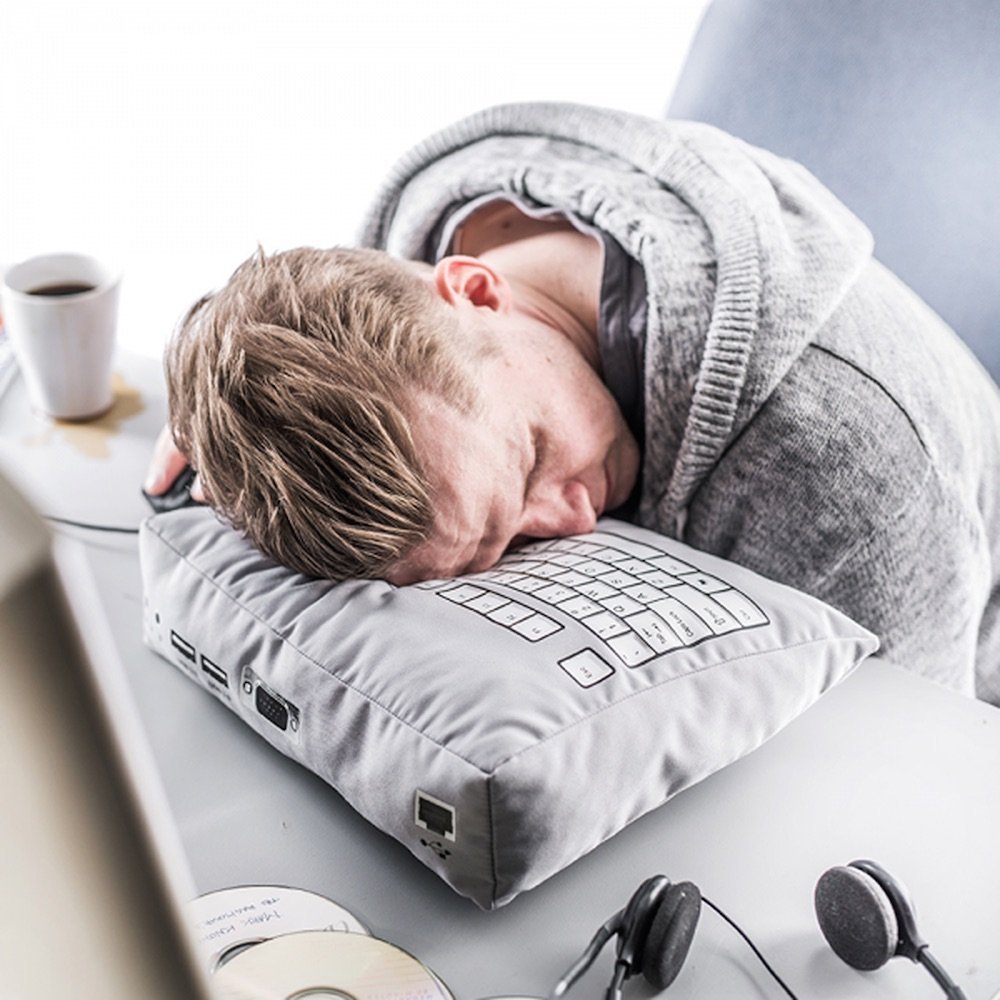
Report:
815,859,967,999
549,875,702,999
617,876,702,991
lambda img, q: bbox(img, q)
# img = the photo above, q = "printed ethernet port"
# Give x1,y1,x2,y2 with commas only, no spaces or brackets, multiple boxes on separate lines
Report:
415,790,456,842
255,685,289,731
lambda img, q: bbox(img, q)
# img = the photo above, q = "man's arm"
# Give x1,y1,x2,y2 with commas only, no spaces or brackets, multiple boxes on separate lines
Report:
807,478,988,697
676,349,990,699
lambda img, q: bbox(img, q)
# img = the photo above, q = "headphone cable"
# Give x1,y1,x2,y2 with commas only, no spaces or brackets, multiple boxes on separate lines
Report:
549,918,619,998
702,896,799,999
44,515,140,535
605,962,628,1000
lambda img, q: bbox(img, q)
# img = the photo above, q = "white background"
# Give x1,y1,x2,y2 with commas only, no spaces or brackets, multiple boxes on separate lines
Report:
0,0,708,359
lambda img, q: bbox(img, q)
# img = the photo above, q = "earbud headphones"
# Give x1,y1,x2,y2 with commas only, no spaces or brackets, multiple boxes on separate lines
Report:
546,860,968,1000
814,859,968,999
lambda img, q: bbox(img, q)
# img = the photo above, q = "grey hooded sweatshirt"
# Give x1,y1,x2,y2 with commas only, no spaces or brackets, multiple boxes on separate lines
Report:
360,103,1000,703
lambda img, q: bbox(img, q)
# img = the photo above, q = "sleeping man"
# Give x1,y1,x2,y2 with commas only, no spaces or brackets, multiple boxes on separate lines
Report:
146,103,1000,703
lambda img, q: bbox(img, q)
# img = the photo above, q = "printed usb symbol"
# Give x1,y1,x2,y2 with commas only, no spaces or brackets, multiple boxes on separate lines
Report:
420,838,452,860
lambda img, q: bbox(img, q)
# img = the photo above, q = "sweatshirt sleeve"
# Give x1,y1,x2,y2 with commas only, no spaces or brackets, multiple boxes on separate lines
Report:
678,344,991,697
806,470,987,696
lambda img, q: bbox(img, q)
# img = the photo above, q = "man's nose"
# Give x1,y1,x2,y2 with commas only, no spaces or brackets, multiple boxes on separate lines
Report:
519,480,597,540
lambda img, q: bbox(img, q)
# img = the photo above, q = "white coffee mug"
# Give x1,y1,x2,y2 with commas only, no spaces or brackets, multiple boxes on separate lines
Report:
0,252,121,420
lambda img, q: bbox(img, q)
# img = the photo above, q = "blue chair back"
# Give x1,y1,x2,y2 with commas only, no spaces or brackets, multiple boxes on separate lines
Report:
669,0,1000,383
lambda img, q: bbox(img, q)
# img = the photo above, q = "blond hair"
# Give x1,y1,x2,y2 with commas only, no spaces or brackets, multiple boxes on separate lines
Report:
166,246,478,580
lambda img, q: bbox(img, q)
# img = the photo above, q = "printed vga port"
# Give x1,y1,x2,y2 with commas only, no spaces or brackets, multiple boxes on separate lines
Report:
240,666,300,738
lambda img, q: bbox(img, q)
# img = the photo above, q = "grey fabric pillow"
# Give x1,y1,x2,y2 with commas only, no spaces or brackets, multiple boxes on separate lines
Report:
140,509,877,909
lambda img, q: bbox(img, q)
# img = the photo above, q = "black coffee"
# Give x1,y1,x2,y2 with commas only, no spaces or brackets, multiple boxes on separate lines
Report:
27,281,96,297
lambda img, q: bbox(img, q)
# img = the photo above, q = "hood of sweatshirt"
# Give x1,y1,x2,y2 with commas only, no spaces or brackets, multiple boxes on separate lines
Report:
360,102,874,533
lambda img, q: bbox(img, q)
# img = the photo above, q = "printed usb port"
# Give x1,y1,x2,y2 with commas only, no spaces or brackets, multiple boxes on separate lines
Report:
169,629,196,663
200,655,227,687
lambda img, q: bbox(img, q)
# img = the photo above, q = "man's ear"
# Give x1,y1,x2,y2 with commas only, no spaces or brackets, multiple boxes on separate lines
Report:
432,256,512,312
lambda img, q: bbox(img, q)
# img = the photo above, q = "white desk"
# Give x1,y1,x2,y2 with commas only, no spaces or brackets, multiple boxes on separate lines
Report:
3,353,999,1000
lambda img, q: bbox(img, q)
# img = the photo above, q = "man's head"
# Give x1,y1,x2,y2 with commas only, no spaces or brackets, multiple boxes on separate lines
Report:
166,246,482,580
167,245,640,583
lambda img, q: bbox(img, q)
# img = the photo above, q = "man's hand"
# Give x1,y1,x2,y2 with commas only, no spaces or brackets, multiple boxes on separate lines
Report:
144,424,206,501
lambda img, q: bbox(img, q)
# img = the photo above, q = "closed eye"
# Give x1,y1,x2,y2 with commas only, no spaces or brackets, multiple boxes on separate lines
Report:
524,430,545,502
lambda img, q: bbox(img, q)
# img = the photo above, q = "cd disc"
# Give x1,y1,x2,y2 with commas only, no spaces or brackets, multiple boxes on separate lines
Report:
189,885,368,971
212,930,453,1000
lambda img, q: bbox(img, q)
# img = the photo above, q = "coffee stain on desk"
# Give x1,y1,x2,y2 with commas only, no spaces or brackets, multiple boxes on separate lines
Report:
24,372,146,459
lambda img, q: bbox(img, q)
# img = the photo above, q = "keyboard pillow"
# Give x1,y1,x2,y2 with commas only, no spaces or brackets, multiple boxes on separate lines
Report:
140,509,877,909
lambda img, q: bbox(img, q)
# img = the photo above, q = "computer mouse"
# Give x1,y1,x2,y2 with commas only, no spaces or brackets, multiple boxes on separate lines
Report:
142,464,200,513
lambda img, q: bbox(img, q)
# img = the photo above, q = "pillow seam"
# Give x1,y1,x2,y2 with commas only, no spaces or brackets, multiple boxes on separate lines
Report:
489,633,870,772
146,521,493,776
146,521,869,779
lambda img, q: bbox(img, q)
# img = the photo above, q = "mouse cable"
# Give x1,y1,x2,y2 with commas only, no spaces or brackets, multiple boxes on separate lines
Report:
702,895,800,999
45,515,140,535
